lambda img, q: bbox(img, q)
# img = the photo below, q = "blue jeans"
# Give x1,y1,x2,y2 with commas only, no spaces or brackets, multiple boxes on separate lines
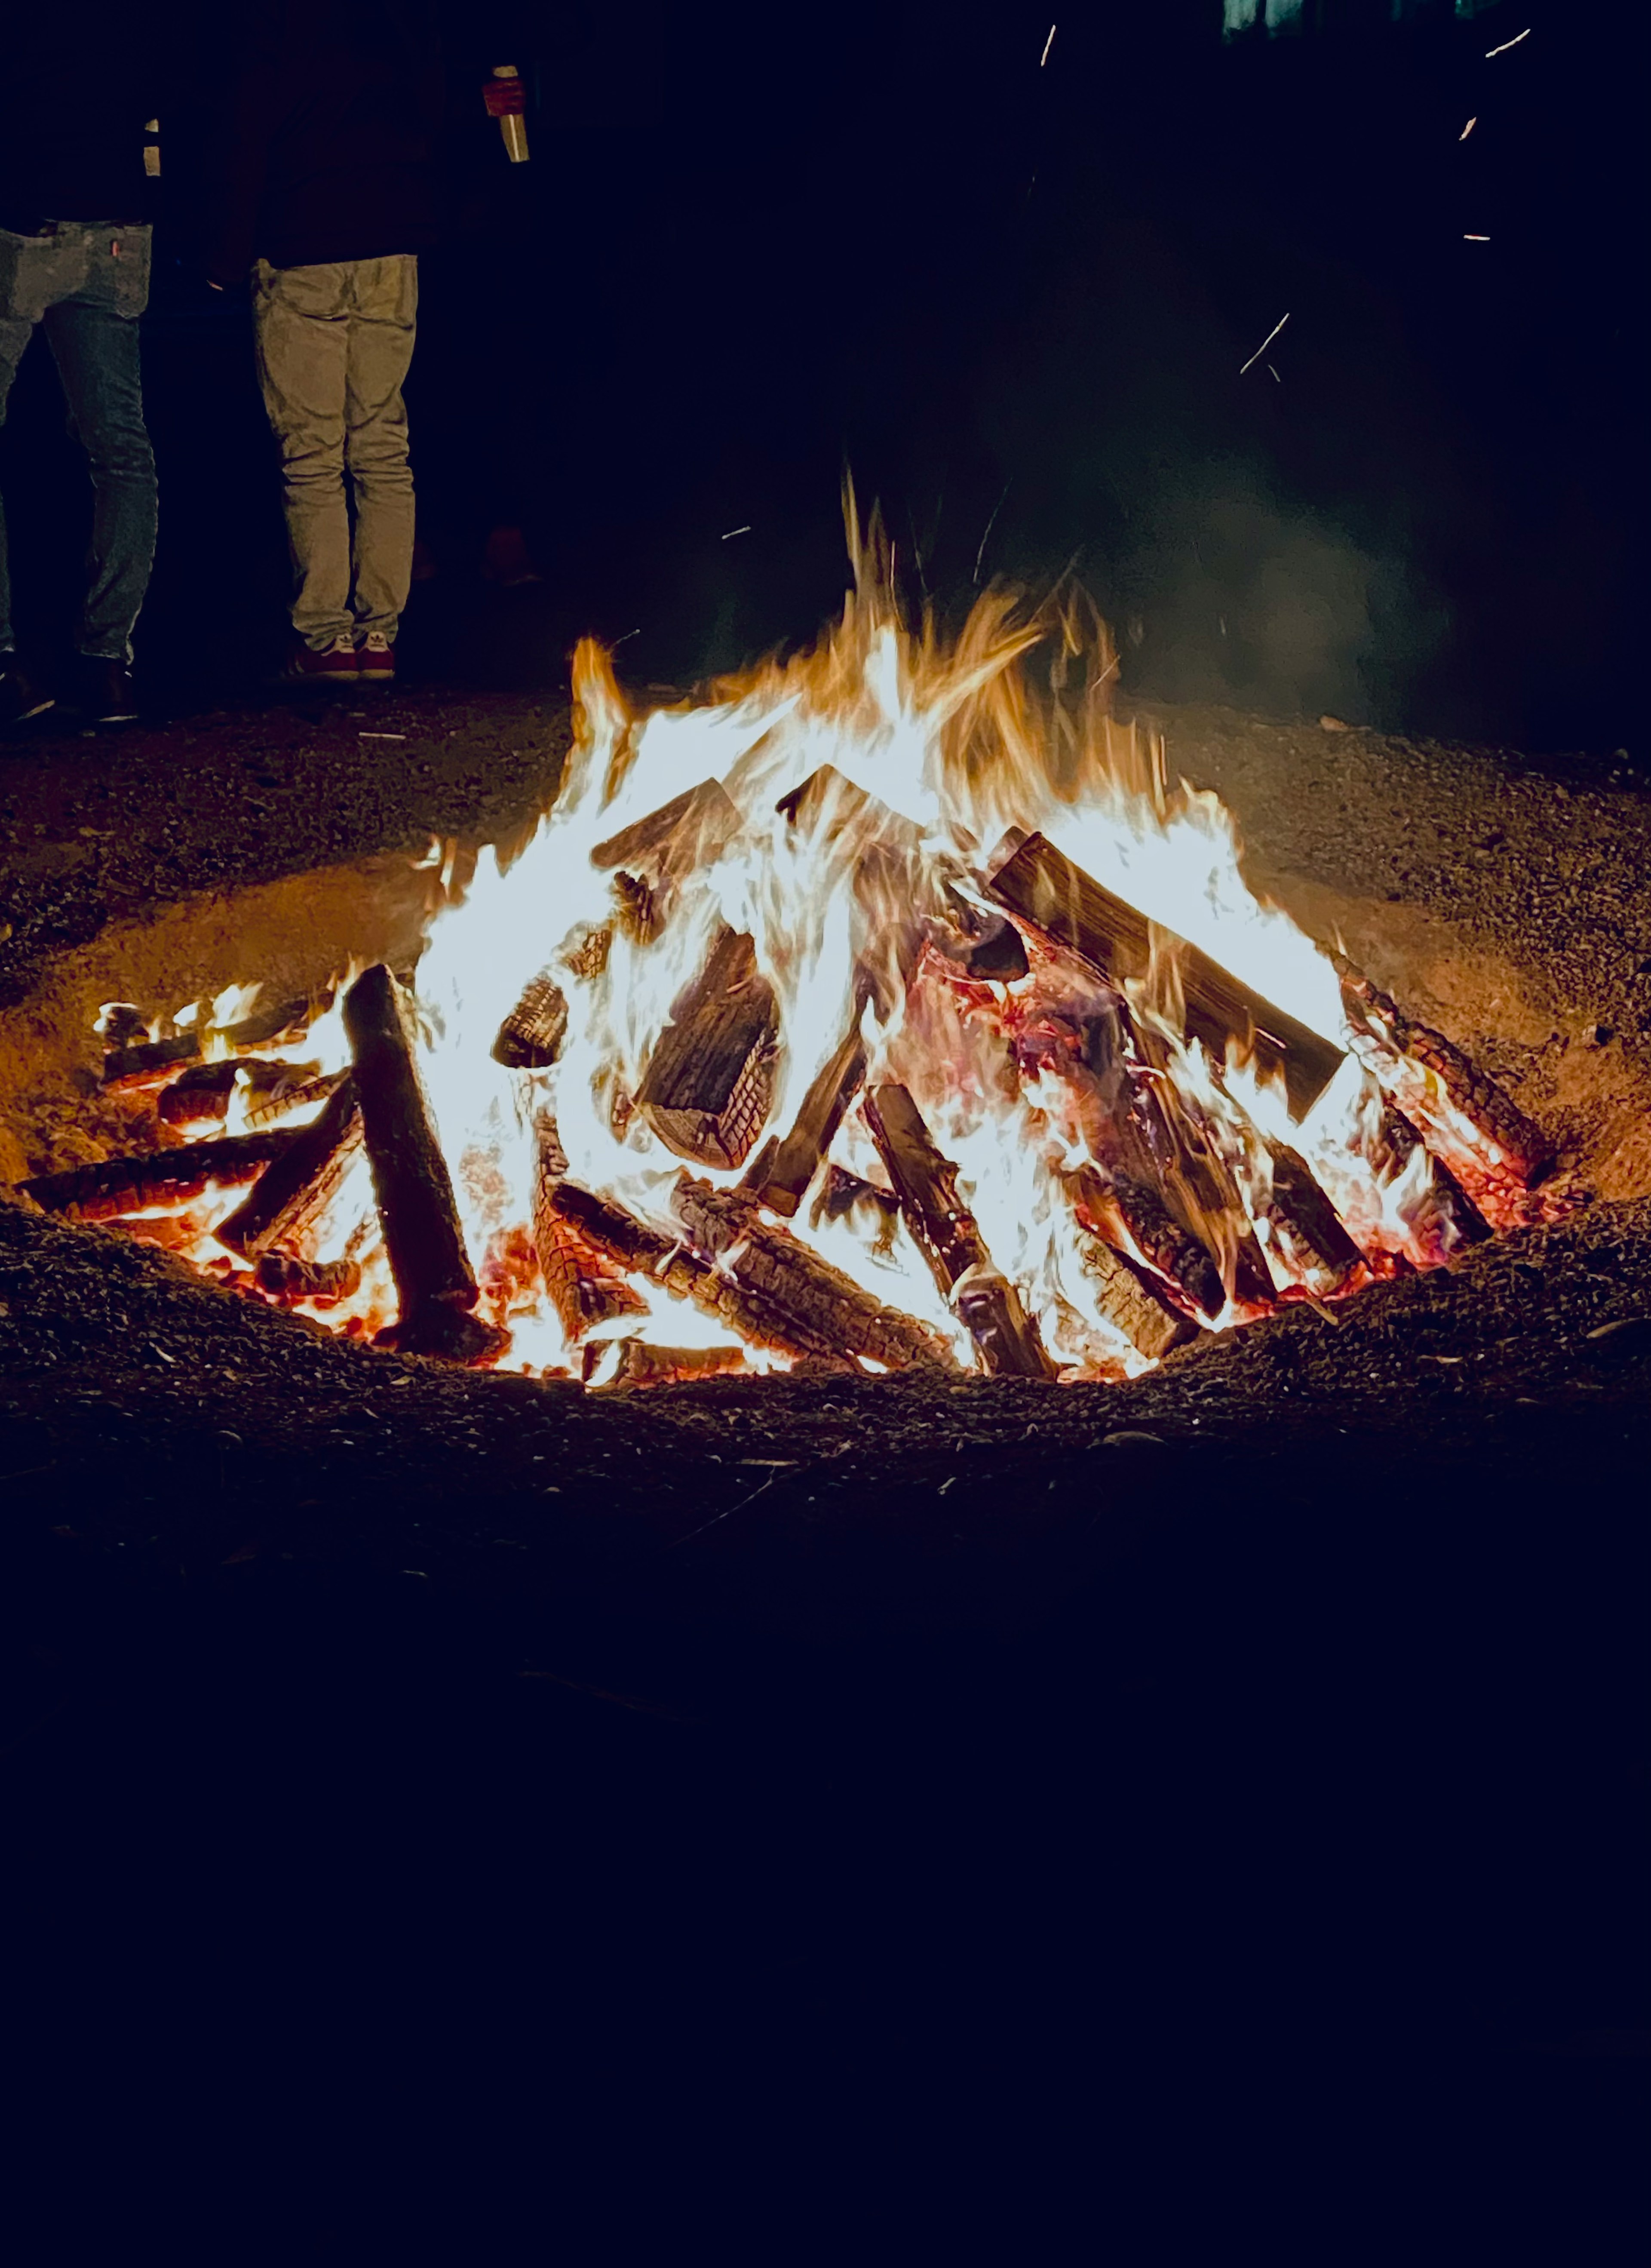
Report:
0,221,158,661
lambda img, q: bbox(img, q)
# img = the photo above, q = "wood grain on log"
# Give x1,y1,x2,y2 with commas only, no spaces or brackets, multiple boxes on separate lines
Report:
637,925,777,1170
590,778,741,876
1067,1165,1226,1321
1073,1229,1198,1362
671,1177,957,1373
342,964,504,1362
988,833,1345,1119
1338,962,1553,1189
157,1057,322,1130
530,1120,648,1344
1260,1141,1365,1297
862,1083,1054,1379
215,1073,362,1257
492,974,569,1069
20,1129,302,1223
253,1251,362,1303
239,1069,347,1133
101,1033,200,1088
741,1024,867,1216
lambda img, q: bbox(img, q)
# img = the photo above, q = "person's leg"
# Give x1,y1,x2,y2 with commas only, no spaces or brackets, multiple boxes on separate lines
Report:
0,224,73,659
41,226,157,662
342,256,417,645
252,261,354,652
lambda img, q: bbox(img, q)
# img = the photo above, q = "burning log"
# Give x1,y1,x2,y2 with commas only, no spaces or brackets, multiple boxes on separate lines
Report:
862,1083,1055,1379
101,1033,199,1088
589,1340,749,1389
341,963,505,1362
1067,1166,1227,1321
542,1178,951,1371
18,1129,302,1223
590,778,741,877
636,925,778,1170
239,1069,347,1132
157,1057,322,1130
1337,963,1553,1194
671,1175,955,1372
1259,1142,1365,1297
1373,1105,1491,1258
741,1024,868,1217
492,974,569,1069
530,1119,648,1343
1072,1230,1198,1363
100,996,317,1090
216,1073,362,1258
253,1251,362,1303
988,833,1346,1119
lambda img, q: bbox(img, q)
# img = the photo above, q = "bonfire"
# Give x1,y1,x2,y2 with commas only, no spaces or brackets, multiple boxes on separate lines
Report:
22,515,1557,1388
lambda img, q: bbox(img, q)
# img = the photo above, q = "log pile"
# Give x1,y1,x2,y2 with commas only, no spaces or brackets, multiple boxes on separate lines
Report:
12,762,1558,1393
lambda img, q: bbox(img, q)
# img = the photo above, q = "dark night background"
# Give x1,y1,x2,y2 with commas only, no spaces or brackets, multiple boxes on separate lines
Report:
6,2,1648,2250
1,0,1642,749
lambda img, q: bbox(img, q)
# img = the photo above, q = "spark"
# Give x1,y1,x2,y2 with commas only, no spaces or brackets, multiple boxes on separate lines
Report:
1040,23,1056,67
1267,364,1281,384
973,481,1012,584
1460,116,1477,139
1464,234,1491,242
612,627,641,647
1239,310,1289,377
721,524,752,540
1485,28,1530,57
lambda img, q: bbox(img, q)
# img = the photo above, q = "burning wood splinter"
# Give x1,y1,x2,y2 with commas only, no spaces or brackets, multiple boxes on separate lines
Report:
341,963,505,1362
862,1082,1055,1379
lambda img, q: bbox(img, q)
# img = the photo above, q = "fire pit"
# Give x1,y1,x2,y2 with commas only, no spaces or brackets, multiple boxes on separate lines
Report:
9,559,1568,1393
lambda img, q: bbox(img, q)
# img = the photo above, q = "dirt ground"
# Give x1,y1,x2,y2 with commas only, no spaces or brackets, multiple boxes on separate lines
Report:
3,682,1647,2214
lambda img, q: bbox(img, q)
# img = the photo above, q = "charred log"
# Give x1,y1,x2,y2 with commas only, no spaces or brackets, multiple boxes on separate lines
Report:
342,964,504,1362
157,1057,322,1130
20,1128,302,1223
239,1069,347,1133
101,1033,200,1088
215,1073,362,1257
590,1340,749,1389
530,1119,648,1343
253,1251,362,1303
988,833,1345,1119
1337,962,1553,1192
636,925,778,1170
1260,1142,1365,1297
670,1176,957,1373
1073,1230,1198,1362
1373,1105,1492,1257
741,1024,867,1217
1067,1165,1226,1322
862,1083,1054,1379
492,974,570,1069
590,778,741,877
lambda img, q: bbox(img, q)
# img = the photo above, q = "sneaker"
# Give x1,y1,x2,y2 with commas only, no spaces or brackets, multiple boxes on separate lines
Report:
0,652,55,727
283,636,358,682
356,631,396,682
77,656,139,723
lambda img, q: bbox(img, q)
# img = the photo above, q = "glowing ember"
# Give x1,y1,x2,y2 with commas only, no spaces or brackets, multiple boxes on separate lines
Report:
53,517,1558,1385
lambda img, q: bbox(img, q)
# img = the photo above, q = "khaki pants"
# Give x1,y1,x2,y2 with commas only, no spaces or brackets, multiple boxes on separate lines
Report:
252,255,417,651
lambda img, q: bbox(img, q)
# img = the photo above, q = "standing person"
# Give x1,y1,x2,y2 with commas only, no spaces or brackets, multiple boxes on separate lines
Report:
0,13,172,728
204,0,448,683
